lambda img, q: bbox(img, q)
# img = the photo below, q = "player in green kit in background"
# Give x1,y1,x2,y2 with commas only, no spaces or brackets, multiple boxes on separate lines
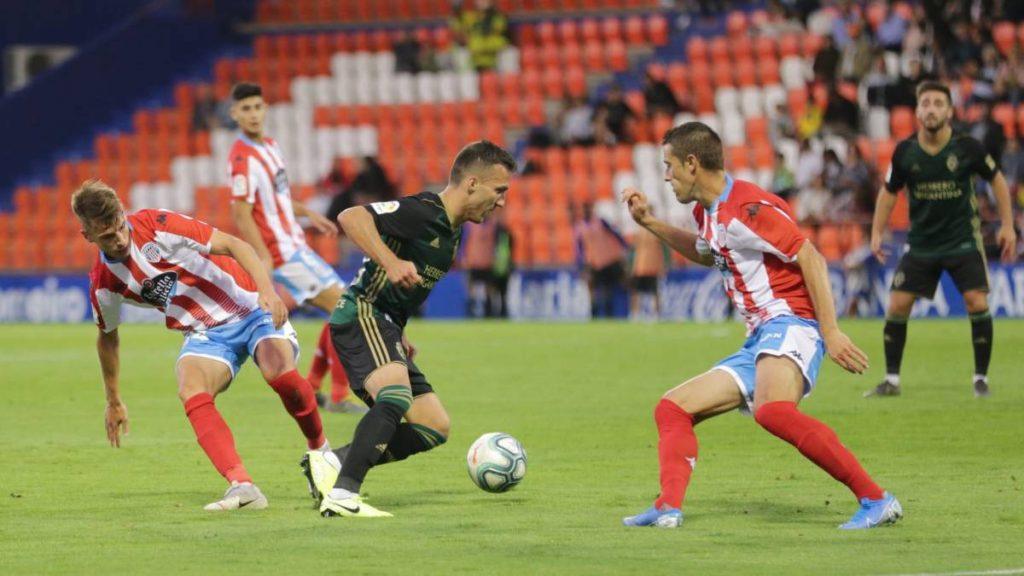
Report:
301,141,516,517
869,81,1017,398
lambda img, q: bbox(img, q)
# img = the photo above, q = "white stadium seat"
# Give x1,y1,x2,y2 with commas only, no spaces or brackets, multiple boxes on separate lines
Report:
780,56,808,89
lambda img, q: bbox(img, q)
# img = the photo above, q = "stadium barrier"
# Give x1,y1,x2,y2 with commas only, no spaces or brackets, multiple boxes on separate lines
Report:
3,264,1024,324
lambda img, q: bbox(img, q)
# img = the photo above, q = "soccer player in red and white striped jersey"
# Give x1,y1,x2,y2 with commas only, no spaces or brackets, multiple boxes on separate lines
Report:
75,179,329,511
620,123,901,530
226,82,363,415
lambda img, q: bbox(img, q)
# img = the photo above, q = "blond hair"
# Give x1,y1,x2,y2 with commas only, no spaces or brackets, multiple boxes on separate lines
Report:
71,179,122,228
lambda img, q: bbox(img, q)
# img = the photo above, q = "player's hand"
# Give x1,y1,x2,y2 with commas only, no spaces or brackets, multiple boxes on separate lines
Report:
401,334,417,362
105,401,129,448
307,211,339,237
259,290,289,328
869,233,889,264
823,329,869,374
386,259,422,290
997,224,1017,263
621,187,654,227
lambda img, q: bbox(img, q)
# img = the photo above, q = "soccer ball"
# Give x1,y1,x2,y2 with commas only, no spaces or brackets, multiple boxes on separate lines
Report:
466,432,527,493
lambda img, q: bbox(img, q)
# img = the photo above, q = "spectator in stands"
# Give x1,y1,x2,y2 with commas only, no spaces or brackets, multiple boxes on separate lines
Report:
838,22,874,83
875,5,907,53
864,55,894,107
971,101,1008,161
796,174,831,225
901,9,927,60
191,84,221,131
452,0,508,72
491,215,514,318
822,149,844,193
995,49,1024,105
795,138,823,192
770,102,797,144
594,84,637,145
813,34,841,85
944,22,983,73
797,100,824,139
823,84,860,136
347,156,396,204
324,158,353,223
839,143,877,219
830,2,861,50
555,96,596,146
642,70,681,118
757,0,804,37
574,202,628,318
1000,137,1024,196
462,219,498,318
771,151,797,199
393,30,423,74
889,57,925,108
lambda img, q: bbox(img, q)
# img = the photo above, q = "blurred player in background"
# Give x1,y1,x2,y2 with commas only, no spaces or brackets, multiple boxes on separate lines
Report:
227,82,366,415
629,227,669,320
869,81,1016,398
74,180,329,511
621,123,901,530
302,141,516,518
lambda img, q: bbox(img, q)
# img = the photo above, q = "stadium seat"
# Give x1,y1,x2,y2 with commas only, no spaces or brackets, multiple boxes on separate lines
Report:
726,11,747,37
731,36,753,61
993,103,1016,138
601,17,623,43
686,37,708,63
889,107,915,140
647,15,669,46
709,37,730,65
606,40,628,71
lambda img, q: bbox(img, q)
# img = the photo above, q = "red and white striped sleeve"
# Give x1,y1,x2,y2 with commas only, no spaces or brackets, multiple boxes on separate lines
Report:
89,265,123,333
147,210,215,256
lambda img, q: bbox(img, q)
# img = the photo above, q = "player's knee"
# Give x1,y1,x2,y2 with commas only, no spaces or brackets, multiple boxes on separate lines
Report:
753,401,793,429
964,292,988,313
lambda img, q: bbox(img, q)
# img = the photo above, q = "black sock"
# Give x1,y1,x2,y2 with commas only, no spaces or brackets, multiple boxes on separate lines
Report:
970,310,993,377
334,423,447,467
335,385,411,493
883,316,908,377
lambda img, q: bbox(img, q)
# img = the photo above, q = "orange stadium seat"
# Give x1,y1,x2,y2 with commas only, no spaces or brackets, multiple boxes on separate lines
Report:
601,17,623,43
583,40,605,70
726,11,747,37
624,16,645,45
735,58,757,87
754,35,776,60
712,65,734,88
817,225,843,261
731,36,753,61
686,37,707,63
580,18,599,42
709,37,729,64
521,70,542,98
803,34,824,58
536,21,556,45
558,20,579,45
992,103,1016,138
520,45,540,70
759,57,780,85
540,43,560,70
606,40,628,71
541,67,565,99
562,42,583,69
890,107,915,140
647,15,669,46
778,34,800,58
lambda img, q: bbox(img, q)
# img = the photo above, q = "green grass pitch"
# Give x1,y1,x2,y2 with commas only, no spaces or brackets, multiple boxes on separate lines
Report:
2,319,1023,575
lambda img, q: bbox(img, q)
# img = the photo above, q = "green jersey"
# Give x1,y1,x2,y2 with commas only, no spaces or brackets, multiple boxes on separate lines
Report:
885,132,999,257
331,192,461,327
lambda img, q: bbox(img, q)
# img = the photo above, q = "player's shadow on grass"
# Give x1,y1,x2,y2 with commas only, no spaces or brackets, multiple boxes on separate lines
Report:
693,497,832,525
382,487,527,508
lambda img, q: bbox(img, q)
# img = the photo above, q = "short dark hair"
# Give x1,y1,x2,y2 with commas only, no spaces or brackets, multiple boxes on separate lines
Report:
662,122,724,171
449,140,517,184
916,81,952,104
231,82,262,102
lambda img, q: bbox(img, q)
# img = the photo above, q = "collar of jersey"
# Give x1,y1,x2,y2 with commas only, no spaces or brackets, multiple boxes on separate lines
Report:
101,219,133,264
238,132,265,148
711,173,735,213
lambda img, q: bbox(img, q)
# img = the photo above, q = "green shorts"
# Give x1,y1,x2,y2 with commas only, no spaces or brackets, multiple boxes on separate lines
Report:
891,250,989,298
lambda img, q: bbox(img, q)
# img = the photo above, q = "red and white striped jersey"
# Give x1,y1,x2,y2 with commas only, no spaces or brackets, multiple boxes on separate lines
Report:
694,176,815,333
89,209,259,334
228,135,306,267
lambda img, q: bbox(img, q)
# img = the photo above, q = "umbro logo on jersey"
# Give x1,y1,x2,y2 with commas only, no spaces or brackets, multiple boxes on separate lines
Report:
140,272,178,307
429,237,440,248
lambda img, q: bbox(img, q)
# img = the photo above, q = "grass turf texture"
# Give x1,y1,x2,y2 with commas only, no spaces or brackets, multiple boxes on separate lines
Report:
1,320,1022,575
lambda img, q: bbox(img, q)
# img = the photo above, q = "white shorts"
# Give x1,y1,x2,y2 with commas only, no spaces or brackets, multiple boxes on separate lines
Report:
273,246,344,304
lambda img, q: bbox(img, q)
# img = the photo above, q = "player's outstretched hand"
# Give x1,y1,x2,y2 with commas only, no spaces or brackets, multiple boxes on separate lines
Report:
386,259,422,290
307,211,339,237
621,187,653,227
823,330,869,374
105,401,129,448
997,224,1017,263
259,290,289,328
402,334,418,362
869,233,889,264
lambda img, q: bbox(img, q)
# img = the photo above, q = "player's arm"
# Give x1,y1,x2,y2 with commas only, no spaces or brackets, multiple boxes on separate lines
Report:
337,206,422,289
96,328,129,448
796,241,869,374
989,171,1017,262
621,187,712,266
230,201,275,272
208,230,288,328
292,201,338,237
870,186,898,263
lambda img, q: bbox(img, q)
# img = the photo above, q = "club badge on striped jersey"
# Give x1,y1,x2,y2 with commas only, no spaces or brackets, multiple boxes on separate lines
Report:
141,242,164,263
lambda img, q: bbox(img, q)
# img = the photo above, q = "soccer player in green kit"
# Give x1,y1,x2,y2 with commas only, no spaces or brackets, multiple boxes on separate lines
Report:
869,82,1017,398
301,141,516,517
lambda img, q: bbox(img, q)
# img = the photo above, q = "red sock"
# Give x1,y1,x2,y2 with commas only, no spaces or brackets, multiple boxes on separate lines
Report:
325,328,351,403
268,370,326,449
653,399,698,510
306,324,331,390
183,393,251,484
754,401,884,501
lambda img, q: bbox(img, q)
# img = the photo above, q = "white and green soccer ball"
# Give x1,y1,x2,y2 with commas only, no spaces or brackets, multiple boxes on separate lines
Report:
466,432,527,493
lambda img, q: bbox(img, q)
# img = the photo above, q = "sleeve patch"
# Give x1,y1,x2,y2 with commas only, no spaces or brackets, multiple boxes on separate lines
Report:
232,174,248,197
370,201,400,215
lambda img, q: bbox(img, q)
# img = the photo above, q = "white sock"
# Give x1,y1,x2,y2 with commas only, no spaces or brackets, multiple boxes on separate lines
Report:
315,440,331,452
974,374,987,383
329,487,356,500
885,374,900,386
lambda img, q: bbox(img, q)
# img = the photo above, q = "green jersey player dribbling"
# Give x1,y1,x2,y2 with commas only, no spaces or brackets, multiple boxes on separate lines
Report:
869,81,1017,398
302,141,516,518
